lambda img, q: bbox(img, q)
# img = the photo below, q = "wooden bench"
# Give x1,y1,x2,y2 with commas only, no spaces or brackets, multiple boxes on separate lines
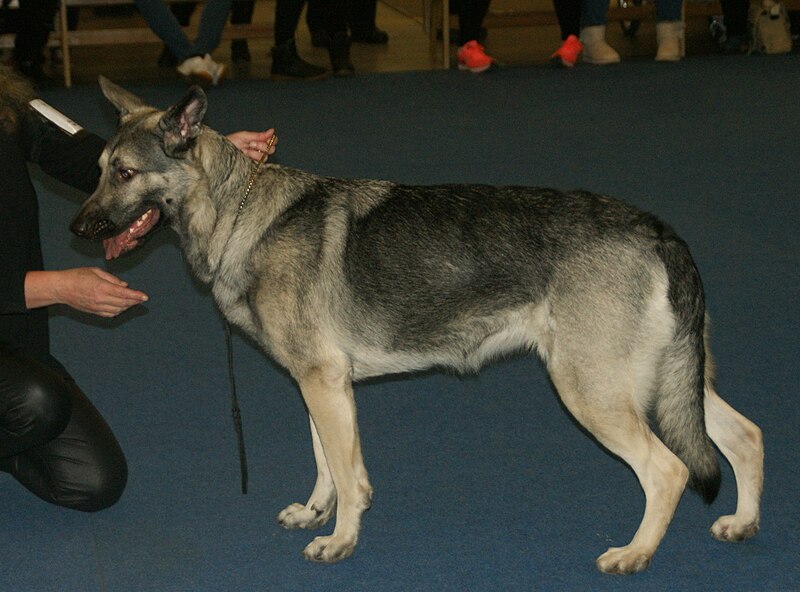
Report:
424,0,800,67
1,0,272,87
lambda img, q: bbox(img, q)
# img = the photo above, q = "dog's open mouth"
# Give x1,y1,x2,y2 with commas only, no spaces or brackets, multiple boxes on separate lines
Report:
103,207,161,260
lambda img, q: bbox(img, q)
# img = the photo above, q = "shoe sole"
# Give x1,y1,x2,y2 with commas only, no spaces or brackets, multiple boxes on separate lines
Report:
182,71,214,88
351,38,388,45
582,56,621,65
271,71,331,81
210,64,228,86
457,62,494,73
550,55,578,68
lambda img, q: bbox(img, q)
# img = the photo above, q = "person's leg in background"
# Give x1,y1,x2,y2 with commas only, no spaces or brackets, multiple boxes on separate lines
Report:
654,0,683,61
317,0,354,76
580,0,621,64
134,0,196,60
230,0,255,62
456,0,494,74
13,0,59,82
308,0,387,47
157,2,197,68
349,0,388,44
134,0,230,85
550,0,584,67
271,0,328,79
718,0,751,52
306,0,328,47
192,0,234,56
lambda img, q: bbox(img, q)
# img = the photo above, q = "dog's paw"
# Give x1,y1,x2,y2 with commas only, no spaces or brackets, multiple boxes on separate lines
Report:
596,546,652,575
277,503,332,530
710,515,760,542
302,535,356,563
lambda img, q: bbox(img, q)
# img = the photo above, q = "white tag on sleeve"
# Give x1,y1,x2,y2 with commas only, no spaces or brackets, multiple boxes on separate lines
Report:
29,99,84,136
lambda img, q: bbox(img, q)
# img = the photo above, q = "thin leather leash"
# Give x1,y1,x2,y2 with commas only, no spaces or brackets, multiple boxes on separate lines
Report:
224,134,276,495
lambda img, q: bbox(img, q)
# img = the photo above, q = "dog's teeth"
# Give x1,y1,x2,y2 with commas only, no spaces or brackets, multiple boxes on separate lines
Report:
131,211,151,230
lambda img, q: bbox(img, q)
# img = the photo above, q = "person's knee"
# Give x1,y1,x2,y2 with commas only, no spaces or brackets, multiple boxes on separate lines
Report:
0,368,72,448
72,452,128,512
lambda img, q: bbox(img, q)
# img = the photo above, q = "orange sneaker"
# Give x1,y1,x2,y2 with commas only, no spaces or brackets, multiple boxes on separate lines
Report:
457,40,495,73
551,34,584,68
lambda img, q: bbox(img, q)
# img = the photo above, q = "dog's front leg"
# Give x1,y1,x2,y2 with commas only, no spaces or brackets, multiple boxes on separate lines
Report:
290,363,372,563
277,415,337,530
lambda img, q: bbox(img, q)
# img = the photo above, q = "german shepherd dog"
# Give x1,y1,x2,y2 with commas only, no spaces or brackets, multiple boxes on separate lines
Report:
71,78,764,574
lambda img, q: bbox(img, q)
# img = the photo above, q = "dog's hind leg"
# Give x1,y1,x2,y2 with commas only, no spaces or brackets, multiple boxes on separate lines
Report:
550,368,689,575
704,387,763,542
291,362,372,563
278,415,337,530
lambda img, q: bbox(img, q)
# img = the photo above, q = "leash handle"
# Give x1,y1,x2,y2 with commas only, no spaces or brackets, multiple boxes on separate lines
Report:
258,133,276,164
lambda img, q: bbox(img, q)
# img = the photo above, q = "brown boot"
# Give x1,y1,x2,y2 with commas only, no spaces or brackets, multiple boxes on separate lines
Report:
580,25,621,65
655,21,685,61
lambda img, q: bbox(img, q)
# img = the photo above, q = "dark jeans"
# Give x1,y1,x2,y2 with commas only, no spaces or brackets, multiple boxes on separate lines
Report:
0,346,127,512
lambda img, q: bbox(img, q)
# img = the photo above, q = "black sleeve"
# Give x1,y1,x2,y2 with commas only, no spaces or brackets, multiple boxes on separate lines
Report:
21,108,106,194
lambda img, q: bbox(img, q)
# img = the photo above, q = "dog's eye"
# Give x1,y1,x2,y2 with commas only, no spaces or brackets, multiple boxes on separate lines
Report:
117,168,136,181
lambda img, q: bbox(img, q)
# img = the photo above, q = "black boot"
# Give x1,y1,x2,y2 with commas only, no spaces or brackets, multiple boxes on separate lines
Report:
231,39,251,63
270,39,328,80
350,27,389,44
328,31,355,77
310,29,330,48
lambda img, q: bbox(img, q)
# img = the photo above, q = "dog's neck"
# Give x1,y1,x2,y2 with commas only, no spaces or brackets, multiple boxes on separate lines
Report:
181,129,273,284
233,137,273,227
168,130,248,281
197,129,255,210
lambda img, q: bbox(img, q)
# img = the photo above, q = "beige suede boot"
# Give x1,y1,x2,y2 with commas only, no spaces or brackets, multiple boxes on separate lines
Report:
580,25,621,64
655,21,685,61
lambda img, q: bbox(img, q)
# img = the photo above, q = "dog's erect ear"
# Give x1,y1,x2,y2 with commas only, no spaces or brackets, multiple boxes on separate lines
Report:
98,76,148,118
157,86,208,157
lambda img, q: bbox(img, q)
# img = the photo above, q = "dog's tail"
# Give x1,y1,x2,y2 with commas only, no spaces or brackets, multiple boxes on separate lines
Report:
653,228,721,504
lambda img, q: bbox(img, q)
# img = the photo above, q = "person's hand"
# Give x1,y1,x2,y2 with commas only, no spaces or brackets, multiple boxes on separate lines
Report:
226,128,278,162
25,268,149,318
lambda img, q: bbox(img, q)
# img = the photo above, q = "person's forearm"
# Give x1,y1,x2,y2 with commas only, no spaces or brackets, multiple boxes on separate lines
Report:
24,271,63,309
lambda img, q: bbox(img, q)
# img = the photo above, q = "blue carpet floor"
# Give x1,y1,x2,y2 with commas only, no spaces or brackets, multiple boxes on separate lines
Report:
4,54,798,591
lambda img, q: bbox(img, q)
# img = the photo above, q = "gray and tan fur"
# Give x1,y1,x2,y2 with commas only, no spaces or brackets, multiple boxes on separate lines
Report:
71,79,764,574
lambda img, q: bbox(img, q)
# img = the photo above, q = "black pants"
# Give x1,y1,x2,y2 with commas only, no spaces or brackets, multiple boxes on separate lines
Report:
0,347,127,512
553,0,581,39
13,0,59,65
306,0,378,36
446,0,492,45
275,0,347,45
720,0,750,37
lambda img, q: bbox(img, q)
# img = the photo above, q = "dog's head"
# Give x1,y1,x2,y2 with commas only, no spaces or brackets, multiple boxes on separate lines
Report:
71,77,209,259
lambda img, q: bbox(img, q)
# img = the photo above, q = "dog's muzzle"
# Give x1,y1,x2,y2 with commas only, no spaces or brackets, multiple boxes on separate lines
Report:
70,216,117,240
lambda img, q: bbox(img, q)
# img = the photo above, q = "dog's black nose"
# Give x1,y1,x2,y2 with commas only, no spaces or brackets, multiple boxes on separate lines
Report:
70,216,91,238
70,216,117,239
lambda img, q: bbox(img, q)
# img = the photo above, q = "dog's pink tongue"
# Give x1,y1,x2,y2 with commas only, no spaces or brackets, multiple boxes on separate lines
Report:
103,234,138,260
102,208,160,259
